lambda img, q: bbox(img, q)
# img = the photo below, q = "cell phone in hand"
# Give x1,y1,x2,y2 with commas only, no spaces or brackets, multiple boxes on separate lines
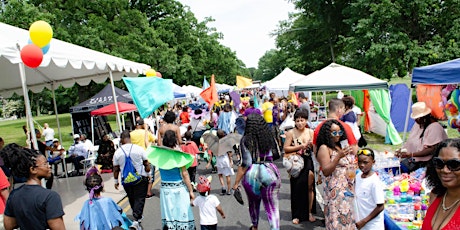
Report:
340,140,349,149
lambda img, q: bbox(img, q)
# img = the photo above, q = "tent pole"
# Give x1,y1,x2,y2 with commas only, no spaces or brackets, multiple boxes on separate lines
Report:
402,87,413,143
91,116,94,144
108,70,122,132
51,82,63,143
17,57,38,151
122,114,125,130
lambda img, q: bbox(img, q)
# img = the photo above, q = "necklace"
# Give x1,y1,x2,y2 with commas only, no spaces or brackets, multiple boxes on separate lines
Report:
442,192,460,211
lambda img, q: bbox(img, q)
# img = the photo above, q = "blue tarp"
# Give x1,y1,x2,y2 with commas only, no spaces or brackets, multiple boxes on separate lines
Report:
412,58,460,85
389,84,415,132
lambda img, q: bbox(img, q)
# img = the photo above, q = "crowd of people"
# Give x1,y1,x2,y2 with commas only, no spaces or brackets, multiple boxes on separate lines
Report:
0,89,457,229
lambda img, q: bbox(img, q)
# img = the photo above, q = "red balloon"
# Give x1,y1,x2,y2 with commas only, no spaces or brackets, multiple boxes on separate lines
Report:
156,71,162,78
20,44,43,68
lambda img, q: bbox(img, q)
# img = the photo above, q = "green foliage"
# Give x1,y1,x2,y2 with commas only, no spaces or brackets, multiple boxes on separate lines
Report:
0,0,248,110
259,0,460,82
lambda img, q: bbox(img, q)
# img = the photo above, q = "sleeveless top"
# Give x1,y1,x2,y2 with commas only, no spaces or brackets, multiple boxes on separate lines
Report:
422,196,460,230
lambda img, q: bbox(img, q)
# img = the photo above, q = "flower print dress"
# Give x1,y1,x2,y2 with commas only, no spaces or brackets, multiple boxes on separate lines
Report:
322,150,356,230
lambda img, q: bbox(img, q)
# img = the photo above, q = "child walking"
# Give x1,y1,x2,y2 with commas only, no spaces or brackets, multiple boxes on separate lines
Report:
215,130,234,195
182,131,200,186
355,148,384,230
76,167,132,230
192,175,225,230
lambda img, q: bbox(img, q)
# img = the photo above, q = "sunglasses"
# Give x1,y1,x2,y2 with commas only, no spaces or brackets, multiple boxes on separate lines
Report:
331,130,344,137
358,149,374,157
433,157,460,171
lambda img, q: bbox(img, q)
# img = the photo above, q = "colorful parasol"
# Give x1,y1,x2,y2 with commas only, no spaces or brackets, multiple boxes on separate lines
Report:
147,146,194,170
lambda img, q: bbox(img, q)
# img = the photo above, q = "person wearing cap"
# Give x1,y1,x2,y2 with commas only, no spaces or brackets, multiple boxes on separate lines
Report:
192,175,225,230
395,102,447,173
67,134,88,176
49,139,66,176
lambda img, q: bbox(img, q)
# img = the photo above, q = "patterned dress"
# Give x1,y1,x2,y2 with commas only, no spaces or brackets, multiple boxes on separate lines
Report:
322,150,356,230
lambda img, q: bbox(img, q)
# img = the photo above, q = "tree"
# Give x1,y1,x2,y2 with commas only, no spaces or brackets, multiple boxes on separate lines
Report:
0,0,250,112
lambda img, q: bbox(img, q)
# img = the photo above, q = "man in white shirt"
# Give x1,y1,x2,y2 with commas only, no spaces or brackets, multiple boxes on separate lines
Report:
42,123,55,147
113,130,151,228
80,134,94,153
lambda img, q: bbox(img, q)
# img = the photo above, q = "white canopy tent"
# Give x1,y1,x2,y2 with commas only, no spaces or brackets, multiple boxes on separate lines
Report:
289,63,401,145
182,85,203,97
0,22,150,150
290,63,388,92
264,67,306,96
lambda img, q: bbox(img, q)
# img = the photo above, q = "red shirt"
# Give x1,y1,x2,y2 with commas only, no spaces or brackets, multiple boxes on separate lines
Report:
0,168,10,214
180,111,190,124
422,196,460,230
313,119,358,145
181,141,199,167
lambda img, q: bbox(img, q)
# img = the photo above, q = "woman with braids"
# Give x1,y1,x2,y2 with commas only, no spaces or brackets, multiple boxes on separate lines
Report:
316,119,355,229
395,102,447,173
76,167,130,229
231,113,281,230
423,139,460,229
283,109,316,224
0,143,65,230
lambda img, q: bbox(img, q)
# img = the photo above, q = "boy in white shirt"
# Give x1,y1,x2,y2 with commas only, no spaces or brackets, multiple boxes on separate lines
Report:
192,176,225,230
355,148,384,230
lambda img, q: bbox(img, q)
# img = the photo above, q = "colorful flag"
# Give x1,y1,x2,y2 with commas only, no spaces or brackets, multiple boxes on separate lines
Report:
202,76,210,89
123,77,174,118
200,74,218,109
236,75,252,89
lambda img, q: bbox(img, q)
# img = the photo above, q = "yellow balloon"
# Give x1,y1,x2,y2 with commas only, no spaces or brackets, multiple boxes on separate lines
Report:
146,68,156,77
29,21,53,48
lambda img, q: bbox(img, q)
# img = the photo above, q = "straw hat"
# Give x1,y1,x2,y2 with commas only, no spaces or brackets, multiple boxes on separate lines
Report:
411,102,432,119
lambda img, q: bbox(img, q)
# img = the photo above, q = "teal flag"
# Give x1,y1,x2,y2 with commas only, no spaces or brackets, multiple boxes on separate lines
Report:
123,77,174,118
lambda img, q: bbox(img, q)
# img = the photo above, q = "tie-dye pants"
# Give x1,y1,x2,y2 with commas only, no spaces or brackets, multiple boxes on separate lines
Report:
241,162,281,230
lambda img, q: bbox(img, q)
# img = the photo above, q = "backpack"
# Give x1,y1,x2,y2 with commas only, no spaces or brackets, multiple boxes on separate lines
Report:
121,144,142,186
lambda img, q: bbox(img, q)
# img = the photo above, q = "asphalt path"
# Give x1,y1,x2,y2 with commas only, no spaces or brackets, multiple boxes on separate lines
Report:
119,160,326,230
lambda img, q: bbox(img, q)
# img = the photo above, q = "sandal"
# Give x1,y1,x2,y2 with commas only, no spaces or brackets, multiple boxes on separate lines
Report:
292,218,300,224
232,187,244,205
309,213,316,222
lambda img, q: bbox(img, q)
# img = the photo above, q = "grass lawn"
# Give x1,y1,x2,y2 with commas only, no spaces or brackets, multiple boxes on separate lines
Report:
0,114,118,149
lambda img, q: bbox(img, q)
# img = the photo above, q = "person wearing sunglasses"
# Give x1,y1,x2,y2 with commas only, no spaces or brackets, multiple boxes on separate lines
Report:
355,148,384,230
312,98,358,155
395,102,447,173
316,119,355,229
423,139,460,230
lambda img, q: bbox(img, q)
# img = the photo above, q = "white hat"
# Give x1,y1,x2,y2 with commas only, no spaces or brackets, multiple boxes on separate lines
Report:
52,138,59,142
411,102,432,119
73,134,80,139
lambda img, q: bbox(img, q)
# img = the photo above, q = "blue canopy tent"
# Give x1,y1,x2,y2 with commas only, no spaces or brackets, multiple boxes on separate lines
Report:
402,58,460,141
412,58,460,85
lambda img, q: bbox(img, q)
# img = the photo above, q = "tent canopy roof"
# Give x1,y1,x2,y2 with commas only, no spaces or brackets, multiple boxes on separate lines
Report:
264,67,305,91
70,85,132,113
290,63,388,92
0,22,150,97
90,102,137,116
412,58,460,85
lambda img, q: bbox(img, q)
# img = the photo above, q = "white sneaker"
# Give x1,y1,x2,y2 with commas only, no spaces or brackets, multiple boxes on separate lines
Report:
129,221,140,230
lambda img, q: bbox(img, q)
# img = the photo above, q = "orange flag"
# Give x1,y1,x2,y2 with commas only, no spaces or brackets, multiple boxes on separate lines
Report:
200,74,218,108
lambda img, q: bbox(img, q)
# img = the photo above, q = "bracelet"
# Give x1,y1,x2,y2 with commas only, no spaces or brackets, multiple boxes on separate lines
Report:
114,179,119,184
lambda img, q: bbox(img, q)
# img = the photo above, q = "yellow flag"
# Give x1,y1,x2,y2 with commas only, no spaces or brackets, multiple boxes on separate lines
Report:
236,75,253,89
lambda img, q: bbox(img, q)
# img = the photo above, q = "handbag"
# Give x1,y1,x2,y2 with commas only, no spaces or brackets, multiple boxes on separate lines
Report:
283,154,304,178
